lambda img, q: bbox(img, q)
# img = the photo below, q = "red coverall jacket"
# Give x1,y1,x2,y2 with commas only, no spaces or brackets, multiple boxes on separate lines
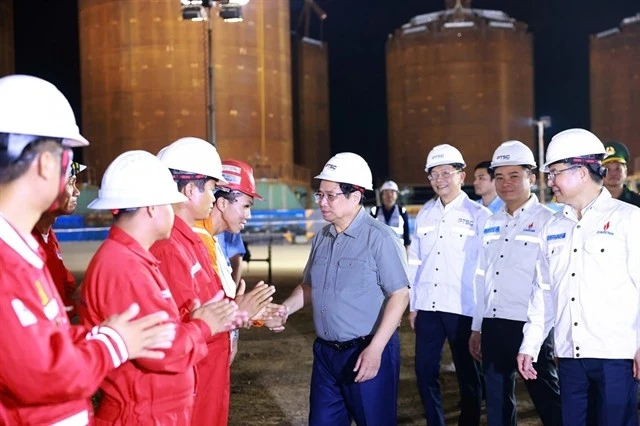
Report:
0,216,127,425
80,227,210,425
32,228,77,318
150,216,231,426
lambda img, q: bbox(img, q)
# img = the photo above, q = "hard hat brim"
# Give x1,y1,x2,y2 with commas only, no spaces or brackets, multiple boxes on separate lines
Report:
88,192,188,210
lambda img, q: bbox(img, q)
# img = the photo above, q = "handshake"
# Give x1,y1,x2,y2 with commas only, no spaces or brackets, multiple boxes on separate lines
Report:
190,280,289,335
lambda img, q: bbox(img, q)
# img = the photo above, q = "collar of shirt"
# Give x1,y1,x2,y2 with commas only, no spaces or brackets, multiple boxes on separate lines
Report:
436,191,467,213
0,214,44,268
502,194,539,219
561,187,611,222
327,206,367,239
108,226,160,267
172,215,203,246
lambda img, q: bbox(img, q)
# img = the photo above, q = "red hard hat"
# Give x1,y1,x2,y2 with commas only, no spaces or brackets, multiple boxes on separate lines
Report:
221,159,264,200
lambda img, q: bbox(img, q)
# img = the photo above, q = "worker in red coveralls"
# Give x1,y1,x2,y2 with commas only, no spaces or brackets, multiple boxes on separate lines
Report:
80,150,248,425
151,137,276,426
32,160,86,321
0,74,177,425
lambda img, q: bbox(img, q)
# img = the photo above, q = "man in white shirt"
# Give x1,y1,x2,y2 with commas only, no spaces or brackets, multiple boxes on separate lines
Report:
408,144,491,426
469,141,561,426
473,160,505,214
517,128,640,426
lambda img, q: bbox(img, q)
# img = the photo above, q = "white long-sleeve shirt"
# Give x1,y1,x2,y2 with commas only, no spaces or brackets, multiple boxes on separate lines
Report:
520,188,640,360
472,195,554,331
408,191,491,317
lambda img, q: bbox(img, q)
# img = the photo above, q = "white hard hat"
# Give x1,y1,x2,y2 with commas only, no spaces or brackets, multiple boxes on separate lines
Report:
314,152,373,190
157,137,228,184
490,140,536,169
0,75,89,167
425,144,466,171
380,180,399,192
541,128,606,172
88,150,188,210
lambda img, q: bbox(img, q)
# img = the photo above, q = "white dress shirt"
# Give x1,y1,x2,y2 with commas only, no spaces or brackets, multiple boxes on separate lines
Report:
520,188,640,360
408,191,491,317
472,195,554,331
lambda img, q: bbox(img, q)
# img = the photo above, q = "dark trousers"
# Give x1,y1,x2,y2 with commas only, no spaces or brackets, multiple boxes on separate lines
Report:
558,358,638,426
481,318,562,426
309,331,400,426
414,310,481,426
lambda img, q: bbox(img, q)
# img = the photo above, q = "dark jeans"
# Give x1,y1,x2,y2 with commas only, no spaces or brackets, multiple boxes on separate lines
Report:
309,331,400,426
481,318,562,426
558,358,638,426
415,310,481,426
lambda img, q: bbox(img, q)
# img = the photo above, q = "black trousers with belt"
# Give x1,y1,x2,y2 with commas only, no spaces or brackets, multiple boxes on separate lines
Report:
481,317,562,426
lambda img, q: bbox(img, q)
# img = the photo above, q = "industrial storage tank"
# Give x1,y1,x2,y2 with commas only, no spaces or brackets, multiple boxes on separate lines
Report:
0,0,14,77
78,0,298,182
387,1,534,185
590,13,640,174
212,0,299,181
292,36,331,182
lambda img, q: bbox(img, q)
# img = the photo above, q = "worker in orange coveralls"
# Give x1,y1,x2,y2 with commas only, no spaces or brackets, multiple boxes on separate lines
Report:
32,160,86,320
0,74,176,426
80,150,249,425
193,159,287,364
151,137,276,426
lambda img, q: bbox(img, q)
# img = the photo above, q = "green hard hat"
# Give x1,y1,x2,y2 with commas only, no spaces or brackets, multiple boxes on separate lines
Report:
603,141,630,165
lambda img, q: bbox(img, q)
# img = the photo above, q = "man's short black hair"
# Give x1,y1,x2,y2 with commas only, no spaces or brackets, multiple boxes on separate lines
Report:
474,161,494,179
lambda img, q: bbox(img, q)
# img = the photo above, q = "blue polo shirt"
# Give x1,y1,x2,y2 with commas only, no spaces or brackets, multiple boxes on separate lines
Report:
216,231,246,266
303,207,409,342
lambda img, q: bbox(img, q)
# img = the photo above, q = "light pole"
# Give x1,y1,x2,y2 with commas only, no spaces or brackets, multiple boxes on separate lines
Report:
181,0,248,147
530,116,552,203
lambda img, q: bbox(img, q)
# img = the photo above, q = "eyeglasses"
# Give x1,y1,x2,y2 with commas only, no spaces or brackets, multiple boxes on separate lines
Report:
547,165,581,181
427,170,461,181
314,192,345,203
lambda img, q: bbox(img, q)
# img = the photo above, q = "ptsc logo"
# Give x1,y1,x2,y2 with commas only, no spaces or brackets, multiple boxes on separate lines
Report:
496,154,510,160
325,164,337,171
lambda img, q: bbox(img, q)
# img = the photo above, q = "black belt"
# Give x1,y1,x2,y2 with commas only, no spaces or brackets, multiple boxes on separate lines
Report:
317,335,373,351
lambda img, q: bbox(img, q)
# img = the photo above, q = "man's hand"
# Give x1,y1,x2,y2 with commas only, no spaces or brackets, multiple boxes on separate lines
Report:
264,305,290,332
517,353,538,380
354,342,383,383
234,280,275,320
253,303,287,322
408,311,417,330
633,349,640,380
101,303,176,360
191,290,240,336
469,331,482,361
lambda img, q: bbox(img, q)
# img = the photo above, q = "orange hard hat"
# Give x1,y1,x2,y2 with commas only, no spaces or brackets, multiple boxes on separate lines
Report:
221,159,264,200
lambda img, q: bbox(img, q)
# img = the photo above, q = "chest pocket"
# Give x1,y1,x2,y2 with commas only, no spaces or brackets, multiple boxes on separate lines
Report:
417,221,439,256
514,234,541,251
310,255,328,288
336,258,370,294
546,241,567,277
449,226,476,252
584,235,625,269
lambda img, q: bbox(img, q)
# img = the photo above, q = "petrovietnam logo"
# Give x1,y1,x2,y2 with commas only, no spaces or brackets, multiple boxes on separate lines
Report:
597,221,614,235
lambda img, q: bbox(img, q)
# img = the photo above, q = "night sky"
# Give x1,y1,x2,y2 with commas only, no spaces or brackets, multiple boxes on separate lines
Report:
12,0,639,180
